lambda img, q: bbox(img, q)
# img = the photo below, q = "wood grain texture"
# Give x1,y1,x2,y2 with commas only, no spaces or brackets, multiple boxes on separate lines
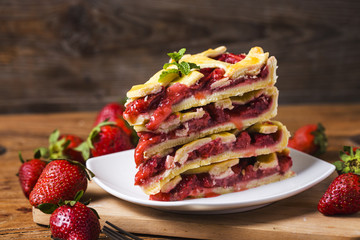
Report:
32,179,360,240
0,104,359,239
33,178,360,240
0,0,359,114
0,112,179,240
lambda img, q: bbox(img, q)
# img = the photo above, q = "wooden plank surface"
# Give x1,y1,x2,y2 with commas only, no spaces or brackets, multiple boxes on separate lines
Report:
1,0,360,114
0,105,359,239
32,178,360,240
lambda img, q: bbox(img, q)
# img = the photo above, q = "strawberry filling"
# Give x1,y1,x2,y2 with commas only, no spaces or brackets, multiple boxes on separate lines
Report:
149,152,292,201
123,53,269,130
134,129,281,186
215,53,246,63
134,93,273,166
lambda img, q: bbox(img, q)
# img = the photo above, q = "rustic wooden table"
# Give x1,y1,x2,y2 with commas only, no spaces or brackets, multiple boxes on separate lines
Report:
1,104,359,239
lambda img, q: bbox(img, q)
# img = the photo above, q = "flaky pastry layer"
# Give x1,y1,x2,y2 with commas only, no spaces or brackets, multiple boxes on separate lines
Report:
149,149,294,201
139,87,278,159
140,121,289,195
125,48,277,126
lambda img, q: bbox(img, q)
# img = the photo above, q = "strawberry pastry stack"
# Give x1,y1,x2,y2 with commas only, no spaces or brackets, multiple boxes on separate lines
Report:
124,46,294,201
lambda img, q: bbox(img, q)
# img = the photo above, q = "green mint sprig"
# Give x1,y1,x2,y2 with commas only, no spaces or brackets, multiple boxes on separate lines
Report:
159,48,200,82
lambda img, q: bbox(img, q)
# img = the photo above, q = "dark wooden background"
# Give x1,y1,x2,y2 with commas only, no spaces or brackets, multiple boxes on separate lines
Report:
1,0,359,114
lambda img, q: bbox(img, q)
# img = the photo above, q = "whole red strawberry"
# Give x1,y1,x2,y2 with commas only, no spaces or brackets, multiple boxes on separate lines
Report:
288,123,327,156
94,102,124,127
50,201,100,240
91,124,133,157
94,102,139,146
17,153,47,198
35,129,85,164
76,121,133,160
37,191,101,240
318,173,360,215
29,159,90,207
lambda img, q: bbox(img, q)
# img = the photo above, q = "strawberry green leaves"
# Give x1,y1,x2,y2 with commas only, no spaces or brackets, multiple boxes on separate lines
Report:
311,123,327,156
288,123,327,156
159,48,200,82
74,121,116,160
33,129,61,159
37,190,86,214
37,202,59,214
334,146,360,175
33,130,86,164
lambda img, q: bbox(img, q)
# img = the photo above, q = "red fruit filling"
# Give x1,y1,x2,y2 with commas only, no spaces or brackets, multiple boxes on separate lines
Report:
134,129,281,186
214,53,246,63
149,152,292,201
123,52,269,130
134,93,273,166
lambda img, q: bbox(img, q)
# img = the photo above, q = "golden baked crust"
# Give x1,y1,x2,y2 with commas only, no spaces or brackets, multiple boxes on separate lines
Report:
127,46,268,100
134,86,278,133
140,87,279,159
125,47,277,126
160,151,295,197
196,170,295,197
125,46,292,201
139,121,290,195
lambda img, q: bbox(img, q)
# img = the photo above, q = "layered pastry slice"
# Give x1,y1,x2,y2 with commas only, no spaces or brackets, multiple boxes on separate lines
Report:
124,46,277,129
135,121,291,196
150,149,294,201
134,87,279,166
124,46,293,201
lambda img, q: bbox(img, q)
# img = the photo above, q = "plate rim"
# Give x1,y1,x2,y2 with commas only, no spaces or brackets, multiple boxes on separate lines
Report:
87,148,335,212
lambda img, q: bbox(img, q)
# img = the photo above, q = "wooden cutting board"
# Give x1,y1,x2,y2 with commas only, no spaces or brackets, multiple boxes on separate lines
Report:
33,175,360,240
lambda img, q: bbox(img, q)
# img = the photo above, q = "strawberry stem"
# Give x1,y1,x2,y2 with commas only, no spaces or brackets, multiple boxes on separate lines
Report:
311,123,328,155
334,146,360,175
18,152,25,163
74,120,117,161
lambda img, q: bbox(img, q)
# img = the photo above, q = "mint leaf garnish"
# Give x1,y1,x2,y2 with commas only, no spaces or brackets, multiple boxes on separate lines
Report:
167,48,186,62
159,48,200,82
178,61,191,75
188,62,201,70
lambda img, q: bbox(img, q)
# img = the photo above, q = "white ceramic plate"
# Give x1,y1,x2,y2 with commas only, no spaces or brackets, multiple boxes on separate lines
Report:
86,148,335,214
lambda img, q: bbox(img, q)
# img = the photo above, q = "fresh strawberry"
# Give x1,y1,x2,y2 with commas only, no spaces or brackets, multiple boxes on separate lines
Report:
333,146,360,175
94,102,139,146
318,173,360,215
38,191,100,240
35,129,85,164
60,134,85,162
76,121,133,160
17,153,47,198
29,159,91,207
91,124,133,157
288,123,327,155
93,102,124,127
50,201,100,240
